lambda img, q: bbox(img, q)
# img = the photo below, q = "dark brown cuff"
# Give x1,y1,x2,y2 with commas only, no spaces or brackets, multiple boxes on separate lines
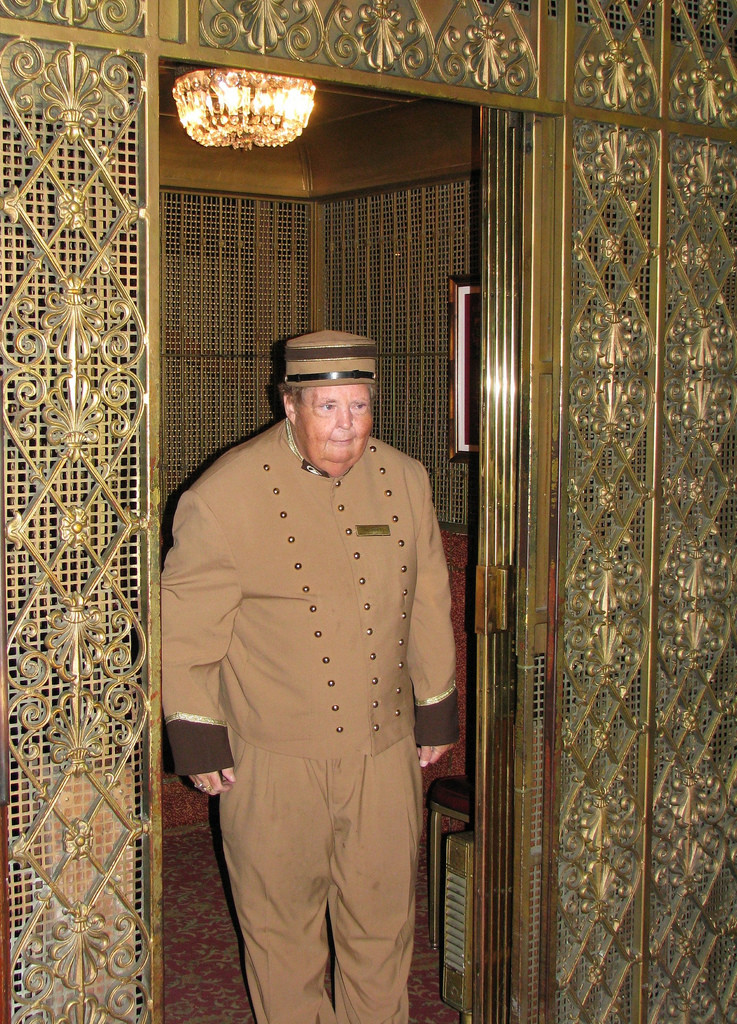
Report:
414,689,459,747
166,720,234,776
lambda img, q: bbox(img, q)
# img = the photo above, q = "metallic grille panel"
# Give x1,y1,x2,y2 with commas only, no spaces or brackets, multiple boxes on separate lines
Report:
198,0,538,97
557,118,737,1023
1,37,152,1023
0,0,144,34
320,181,478,526
650,135,737,1024
670,1,737,127
573,1,659,114
558,119,659,1024
160,190,311,501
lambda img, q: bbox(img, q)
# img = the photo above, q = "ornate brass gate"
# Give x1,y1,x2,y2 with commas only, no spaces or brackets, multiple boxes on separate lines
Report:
1,3,735,1024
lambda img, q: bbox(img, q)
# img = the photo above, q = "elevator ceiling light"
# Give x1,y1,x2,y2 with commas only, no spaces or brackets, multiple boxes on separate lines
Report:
173,68,316,151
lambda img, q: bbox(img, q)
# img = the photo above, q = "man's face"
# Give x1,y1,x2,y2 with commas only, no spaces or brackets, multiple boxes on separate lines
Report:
283,384,373,477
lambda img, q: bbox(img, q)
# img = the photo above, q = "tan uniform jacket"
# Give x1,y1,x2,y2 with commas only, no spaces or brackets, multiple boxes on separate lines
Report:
162,422,458,775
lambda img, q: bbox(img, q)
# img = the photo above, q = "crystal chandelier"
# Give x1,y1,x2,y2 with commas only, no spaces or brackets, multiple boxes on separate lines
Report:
173,68,316,150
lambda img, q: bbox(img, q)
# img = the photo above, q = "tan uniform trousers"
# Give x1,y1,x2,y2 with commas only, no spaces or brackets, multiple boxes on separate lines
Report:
218,733,424,1024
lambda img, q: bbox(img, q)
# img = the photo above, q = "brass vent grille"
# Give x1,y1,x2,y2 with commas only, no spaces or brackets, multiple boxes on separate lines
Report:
442,830,474,1013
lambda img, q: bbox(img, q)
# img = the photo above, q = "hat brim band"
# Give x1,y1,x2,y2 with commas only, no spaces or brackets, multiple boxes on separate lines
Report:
285,370,376,383
289,344,376,360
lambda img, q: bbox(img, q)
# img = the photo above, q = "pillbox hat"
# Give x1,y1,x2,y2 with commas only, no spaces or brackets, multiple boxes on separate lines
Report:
284,330,376,386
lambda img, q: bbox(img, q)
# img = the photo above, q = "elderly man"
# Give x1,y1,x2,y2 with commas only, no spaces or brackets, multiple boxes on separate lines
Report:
162,331,458,1024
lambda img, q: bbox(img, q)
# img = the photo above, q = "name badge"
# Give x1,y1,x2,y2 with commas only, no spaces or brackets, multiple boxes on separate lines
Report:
355,524,391,537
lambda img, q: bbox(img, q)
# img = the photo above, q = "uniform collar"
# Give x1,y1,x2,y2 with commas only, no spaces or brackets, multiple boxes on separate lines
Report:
284,419,330,478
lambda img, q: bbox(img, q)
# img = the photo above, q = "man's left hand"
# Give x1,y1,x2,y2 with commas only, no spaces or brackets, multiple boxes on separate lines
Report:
417,744,453,768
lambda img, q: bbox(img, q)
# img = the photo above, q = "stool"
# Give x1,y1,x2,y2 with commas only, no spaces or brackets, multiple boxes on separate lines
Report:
427,774,472,949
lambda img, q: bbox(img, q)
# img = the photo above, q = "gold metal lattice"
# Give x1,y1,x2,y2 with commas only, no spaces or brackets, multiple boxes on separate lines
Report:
557,117,737,1024
160,190,312,503
0,0,144,33
198,0,538,95
1,37,152,1023
650,135,737,1024
321,181,477,527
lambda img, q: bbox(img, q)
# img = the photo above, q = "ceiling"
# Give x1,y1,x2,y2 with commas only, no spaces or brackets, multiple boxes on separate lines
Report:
159,62,478,198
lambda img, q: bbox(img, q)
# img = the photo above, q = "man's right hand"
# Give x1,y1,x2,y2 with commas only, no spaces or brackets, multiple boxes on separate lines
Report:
189,767,235,795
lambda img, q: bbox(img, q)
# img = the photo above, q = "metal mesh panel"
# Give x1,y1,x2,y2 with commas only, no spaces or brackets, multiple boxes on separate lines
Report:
557,120,658,1024
1,38,151,1023
198,1,538,97
0,0,144,33
650,135,737,1024
160,190,311,502
573,0,659,114
670,1,737,126
557,114,737,1023
320,179,478,526
526,651,546,1022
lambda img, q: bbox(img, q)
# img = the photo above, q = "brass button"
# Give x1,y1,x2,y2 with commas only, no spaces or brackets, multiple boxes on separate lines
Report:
401,612,407,619
315,631,322,638
364,603,370,610
338,504,345,511
398,661,404,668
401,566,407,573
280,511,287,518
372,700,379,708
335,480,341,487
295,563,302,570
303,586,310,593
395,710,401,716
396,687,401,693
402,589,408,595
354,552,360,559
328,680,335,686
398,540,405,547
370,445,376,452
359,577,366,585
385,490,392,497
273,487,280,494
323,657,330,664
373,724,380,731
372,677,379,685
366,628,373,635
392,516,398,522
332,704,339,711
337,726,343,733
288,536,295,543
370,652,376,660
263,464,270,471
346,528,352,535
380,467,386,474
398,638,404,645
310,605,317,612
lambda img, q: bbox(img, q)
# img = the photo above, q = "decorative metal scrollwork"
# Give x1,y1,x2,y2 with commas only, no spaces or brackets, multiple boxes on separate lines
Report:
0,0,143,34
559,120,658,1023
651,135,737,1024
559,117,737,1024
671,0,737,127
199,0,539,95
574,0,659,114
1,37,151,1022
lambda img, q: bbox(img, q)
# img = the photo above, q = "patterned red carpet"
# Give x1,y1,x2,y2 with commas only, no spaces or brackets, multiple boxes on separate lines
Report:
163,823,460,1024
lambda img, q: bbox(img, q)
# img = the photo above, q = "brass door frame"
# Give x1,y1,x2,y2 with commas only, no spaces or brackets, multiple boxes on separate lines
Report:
474,107,524,1024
